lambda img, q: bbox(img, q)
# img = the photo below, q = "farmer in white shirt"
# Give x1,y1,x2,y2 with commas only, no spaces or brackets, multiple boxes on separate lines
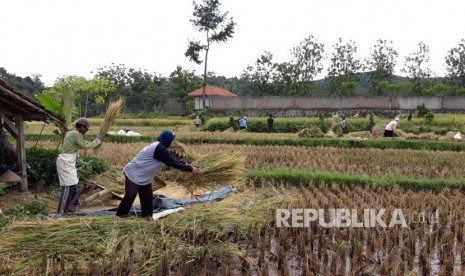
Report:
384,117,399,137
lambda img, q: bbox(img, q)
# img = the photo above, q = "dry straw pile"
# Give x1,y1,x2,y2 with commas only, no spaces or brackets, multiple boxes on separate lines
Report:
99,99,124,136
297,128,323,138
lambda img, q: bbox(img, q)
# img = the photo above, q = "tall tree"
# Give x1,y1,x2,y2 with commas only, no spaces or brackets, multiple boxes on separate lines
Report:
242,51,278,95
78,77,116,117
291,35,325,84
0,68,44,96
365,39,398,95
326,38,362,95
168,66,202,109
401,41,432,95
445,39,465,91
185,0,235,108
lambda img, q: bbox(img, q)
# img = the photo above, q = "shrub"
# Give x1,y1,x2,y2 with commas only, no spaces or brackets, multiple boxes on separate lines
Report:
317,112,330,133
5,200,47,217
424,112,434,124
456,87,465,96
417,103,429,118
366,113,376,131
26,147,109,186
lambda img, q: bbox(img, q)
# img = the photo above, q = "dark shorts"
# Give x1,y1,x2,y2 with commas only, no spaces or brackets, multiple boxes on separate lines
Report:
384,130,393,137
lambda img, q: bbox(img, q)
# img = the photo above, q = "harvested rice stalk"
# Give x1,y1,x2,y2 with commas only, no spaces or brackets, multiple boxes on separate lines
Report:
99,99,124,136
168,142,196,164
161,142,197,172
171,151,245,195
393,129,409,138
297,128,323,138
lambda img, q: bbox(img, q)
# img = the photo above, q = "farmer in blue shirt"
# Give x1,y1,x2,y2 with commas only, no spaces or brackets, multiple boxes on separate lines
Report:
239,116,247,130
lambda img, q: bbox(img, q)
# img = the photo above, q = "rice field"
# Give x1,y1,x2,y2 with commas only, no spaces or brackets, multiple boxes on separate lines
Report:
3,115,465,275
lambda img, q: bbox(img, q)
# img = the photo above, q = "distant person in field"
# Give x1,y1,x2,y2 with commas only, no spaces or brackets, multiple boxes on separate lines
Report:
407,111,412,122
384,117,399,137
116,130,199,218
239,116,247,130
267,114,274,132
340,116,347,130
194,116,201,128
57,118,104,214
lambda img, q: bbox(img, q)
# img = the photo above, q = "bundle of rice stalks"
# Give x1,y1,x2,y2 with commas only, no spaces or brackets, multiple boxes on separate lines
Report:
99,99,124,136
171,151,246,195
168,142,196,164
345,131,372,139
331,122,343,137
371,124,385,138
297,128,323,138
223,127,235,132
393,129,409,138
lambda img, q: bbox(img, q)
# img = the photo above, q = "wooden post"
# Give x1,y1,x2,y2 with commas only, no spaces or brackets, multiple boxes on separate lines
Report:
15,114,28,192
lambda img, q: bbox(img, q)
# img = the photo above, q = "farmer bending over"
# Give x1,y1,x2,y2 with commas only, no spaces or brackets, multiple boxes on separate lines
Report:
116,130,199,218
57,118,103,214
384,117,399,137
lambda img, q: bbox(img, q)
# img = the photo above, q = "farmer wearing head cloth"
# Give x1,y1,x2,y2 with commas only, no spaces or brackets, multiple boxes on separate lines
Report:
57,118,104,214
116,130,199,217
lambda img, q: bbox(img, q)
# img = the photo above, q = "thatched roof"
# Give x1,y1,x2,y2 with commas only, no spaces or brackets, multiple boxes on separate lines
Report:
0,79,65,126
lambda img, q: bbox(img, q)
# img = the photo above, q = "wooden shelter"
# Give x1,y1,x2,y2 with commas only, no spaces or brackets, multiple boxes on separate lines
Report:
0,79,65,192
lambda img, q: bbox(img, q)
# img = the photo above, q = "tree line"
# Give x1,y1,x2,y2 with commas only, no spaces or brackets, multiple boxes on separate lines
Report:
2,38,465,116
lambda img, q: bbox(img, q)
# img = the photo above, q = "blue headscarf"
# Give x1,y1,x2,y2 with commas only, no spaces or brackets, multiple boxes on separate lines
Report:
157,130,175,148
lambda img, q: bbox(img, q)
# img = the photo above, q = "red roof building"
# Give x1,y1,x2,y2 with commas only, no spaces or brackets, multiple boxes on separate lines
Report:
188,85,236,109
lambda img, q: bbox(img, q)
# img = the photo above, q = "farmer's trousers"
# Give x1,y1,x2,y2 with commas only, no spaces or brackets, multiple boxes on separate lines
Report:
57,185,77,214
116,175,153,217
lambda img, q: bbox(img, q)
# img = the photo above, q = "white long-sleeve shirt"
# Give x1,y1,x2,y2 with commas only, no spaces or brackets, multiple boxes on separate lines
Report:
385,120,398,131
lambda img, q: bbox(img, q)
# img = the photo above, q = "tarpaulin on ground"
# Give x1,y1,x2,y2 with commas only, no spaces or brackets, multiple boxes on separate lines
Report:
42,186,236,220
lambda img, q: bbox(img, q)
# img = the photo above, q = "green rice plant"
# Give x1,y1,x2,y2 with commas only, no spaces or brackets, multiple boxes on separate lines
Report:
26,133,465,152
247,168,465,192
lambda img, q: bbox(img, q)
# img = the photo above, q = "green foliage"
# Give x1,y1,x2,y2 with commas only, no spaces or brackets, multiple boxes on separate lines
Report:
416,103,429,117
37,94,63,116
326,38,362,94
445,39,465,88
186,0,235,103
202,117,369,133
247,168,465,192
25,133,465,152
341,81,357,95
26,147,60,185
0,187,5,196
4,200,47,217
228,116,237,130
366,113,376,131
317,112,330,133
0,68,44,96
25,147,109,186
401,42,432,95
422,83,450,96
424,112,434,125
76,156,110,180
456,87,465,95
366,40,398,95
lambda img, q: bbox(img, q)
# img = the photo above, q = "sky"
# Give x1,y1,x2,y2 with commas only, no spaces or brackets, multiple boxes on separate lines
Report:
2,0,464,86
